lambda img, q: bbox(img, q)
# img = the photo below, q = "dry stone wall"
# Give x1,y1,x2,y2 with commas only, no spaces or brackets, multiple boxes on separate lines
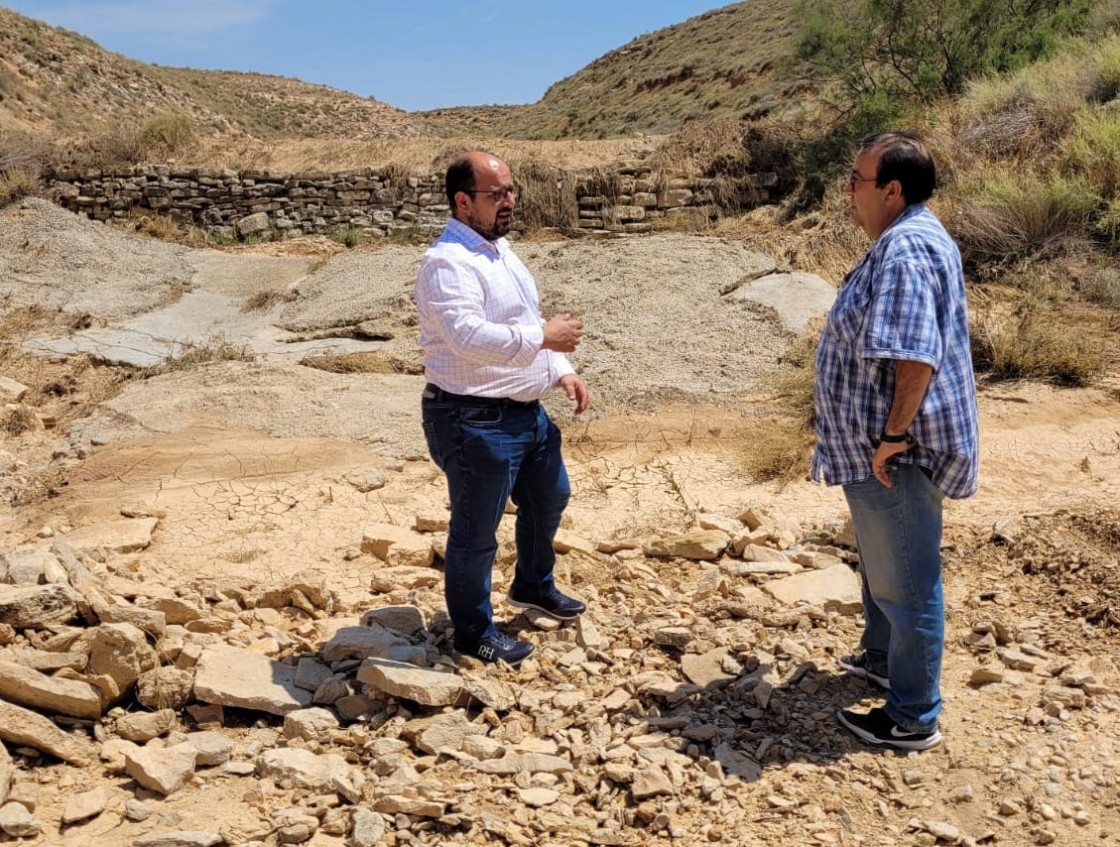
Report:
46,164,777,240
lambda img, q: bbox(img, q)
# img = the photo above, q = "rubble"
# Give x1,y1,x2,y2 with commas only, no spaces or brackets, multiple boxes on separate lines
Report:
0,496,1111,847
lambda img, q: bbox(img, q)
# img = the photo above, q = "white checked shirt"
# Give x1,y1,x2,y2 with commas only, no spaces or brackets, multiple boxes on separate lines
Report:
414,218,574,400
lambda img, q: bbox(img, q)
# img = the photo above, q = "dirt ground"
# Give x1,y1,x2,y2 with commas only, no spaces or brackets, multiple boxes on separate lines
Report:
0,200,1118,847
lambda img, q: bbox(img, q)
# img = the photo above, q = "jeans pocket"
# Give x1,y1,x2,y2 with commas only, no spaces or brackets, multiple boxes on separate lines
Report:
458,405,503,427
422,419,444,470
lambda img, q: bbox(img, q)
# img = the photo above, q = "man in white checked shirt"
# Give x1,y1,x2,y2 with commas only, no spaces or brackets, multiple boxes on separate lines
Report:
414,151,590,666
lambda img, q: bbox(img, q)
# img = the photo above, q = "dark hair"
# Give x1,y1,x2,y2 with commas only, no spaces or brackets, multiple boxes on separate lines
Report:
445,155,476,208
860,131,936,205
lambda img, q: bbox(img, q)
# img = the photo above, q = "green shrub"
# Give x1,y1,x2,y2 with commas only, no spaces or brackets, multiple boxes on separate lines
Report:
330,226,365,248
1061,109,1120,197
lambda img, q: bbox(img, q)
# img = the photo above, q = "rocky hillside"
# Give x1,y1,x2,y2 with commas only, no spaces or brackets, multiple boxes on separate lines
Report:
1,2,813,145
429,0,811,139
0,6,428,140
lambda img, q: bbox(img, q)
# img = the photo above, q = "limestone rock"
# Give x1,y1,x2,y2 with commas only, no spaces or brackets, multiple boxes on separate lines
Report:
361,523,434,567
359,605,425,637
133,832,224,847
136,666,195,710
0,743,10,806
645,530,729,561
369,566,441,593
0,584,79,629
182,731,234,767
62,517,159,554
115,708,176,742
60,786,108,824
283,707,341,741
0,801,40,837
256,747,356,794
0,699,92,764
193,644,312,716
350,807,387,847
73,622,159,707
123,742,197,795
321,625,408,663
0,659,102,718
763,563,861,613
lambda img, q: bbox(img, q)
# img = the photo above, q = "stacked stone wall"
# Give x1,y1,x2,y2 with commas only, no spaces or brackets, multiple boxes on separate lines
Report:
46,164,777,239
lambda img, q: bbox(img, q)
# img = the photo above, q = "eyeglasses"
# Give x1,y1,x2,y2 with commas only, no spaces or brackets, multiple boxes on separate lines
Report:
848,171,879,190
466,187,517,202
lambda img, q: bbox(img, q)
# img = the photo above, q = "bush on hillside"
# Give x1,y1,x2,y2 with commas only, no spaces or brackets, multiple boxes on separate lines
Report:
796,0,1098,106
971,301,1105,385
952,170,1097,267
140,112,193,158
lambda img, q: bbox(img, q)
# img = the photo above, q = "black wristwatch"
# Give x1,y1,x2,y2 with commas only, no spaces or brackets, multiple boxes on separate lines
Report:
879,431,915,445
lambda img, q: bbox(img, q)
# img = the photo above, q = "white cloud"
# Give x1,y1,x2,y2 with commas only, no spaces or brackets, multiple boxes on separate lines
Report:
24,0,277,38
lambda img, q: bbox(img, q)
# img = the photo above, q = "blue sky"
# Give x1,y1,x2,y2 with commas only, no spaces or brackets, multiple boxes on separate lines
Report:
2,0,733,111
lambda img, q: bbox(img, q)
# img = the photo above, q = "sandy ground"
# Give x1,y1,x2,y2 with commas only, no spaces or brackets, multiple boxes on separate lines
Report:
0,199,1118,846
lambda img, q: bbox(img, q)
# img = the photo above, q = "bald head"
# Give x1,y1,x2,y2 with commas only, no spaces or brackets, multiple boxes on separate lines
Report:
445,150,516,241
445,151,506,208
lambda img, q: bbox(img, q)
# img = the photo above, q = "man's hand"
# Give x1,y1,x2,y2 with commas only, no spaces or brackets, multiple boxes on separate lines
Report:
542,313,583,352
871,440,914,488
559,374,590,415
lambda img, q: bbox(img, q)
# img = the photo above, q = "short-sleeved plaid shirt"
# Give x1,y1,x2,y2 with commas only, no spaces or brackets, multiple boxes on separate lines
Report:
811,204,979,499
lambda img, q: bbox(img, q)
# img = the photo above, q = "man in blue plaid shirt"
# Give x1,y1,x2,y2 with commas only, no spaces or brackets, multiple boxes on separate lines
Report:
812,131,979,751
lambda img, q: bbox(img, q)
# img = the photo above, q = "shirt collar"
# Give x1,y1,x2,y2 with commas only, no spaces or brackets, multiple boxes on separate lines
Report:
445,217,504,256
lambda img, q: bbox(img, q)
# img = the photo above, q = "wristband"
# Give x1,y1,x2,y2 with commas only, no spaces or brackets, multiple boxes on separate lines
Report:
879,431,915,444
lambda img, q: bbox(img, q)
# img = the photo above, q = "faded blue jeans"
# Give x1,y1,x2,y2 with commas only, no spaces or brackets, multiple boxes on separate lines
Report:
422,396,570,645
843,461,946,732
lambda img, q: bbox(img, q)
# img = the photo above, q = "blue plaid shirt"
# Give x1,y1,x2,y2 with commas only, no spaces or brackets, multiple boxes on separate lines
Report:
811,204,979,499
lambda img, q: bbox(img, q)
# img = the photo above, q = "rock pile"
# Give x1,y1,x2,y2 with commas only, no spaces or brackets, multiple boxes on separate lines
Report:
0,503,1116,846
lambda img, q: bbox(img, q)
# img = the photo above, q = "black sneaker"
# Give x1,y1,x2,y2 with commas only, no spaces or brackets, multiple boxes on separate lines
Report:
453,632,534,666
838,707,941,751
507,586,587,621
838,652,890,689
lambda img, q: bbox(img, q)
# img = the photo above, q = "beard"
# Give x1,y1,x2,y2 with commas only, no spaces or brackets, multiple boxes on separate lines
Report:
466,209,512,241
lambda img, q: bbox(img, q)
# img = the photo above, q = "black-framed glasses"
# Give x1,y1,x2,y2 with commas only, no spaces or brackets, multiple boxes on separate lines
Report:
848,171,878,190
466,187,517,202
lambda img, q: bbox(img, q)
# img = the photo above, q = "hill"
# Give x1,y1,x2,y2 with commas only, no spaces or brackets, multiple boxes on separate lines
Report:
0,5,428,140
2,2,812,146
457,0,811,139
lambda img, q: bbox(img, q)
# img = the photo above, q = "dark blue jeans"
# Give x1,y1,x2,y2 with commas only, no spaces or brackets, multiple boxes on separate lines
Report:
843,462,946,732
422,397,570,645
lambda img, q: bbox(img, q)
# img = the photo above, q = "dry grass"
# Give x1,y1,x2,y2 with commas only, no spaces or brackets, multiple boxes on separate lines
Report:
242,290,297,313
970,300,1108,386
145,337,255,376
738,323,820,485
299,351,421,375
0,168,40,204
1,404,39,436
179,136,661,175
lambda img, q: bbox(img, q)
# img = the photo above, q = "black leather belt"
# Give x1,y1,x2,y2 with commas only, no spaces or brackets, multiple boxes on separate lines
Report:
422,383,539,409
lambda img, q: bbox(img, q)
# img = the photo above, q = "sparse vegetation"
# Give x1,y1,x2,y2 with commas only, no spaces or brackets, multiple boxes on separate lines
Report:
971,301,1106,384
299,351,421,375
242,290,298,313
145,337,255,377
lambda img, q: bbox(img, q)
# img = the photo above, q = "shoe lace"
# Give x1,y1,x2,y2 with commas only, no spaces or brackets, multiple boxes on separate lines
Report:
488,632,518,649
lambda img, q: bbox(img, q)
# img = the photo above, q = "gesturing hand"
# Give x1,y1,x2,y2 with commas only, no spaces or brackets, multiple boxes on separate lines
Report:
543,313,583,352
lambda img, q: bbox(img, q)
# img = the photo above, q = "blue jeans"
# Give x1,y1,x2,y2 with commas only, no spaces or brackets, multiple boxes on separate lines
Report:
842,462,946,732
422,397,570,645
